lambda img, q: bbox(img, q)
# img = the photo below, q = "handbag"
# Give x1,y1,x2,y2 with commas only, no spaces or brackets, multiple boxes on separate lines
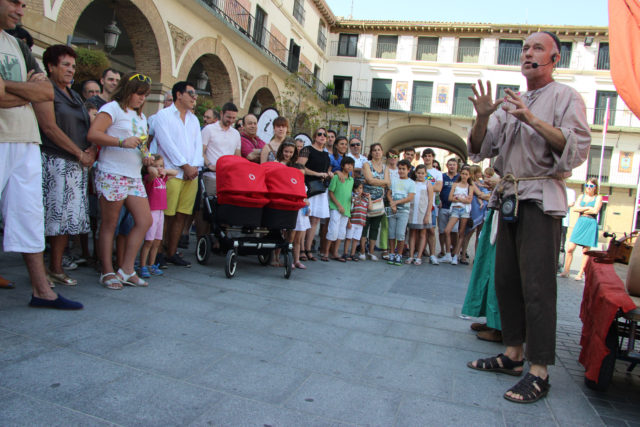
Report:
307,178,328,198
368,197,385,217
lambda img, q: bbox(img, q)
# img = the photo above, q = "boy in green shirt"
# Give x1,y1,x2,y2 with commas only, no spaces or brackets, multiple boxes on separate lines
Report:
325,156,355,262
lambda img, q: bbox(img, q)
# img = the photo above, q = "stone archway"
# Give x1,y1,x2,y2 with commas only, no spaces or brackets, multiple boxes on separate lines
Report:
177,38,240,107
243,75,280,115
36,0,170,82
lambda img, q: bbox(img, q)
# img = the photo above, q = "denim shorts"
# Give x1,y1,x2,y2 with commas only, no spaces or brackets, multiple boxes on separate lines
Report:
388,209,409,241
450,206,470,219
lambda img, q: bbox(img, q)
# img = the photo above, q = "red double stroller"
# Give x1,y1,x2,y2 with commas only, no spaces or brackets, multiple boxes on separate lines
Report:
196,156,306,278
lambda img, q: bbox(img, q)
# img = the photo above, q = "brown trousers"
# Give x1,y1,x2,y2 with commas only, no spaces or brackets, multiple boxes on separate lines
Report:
495,201,561,365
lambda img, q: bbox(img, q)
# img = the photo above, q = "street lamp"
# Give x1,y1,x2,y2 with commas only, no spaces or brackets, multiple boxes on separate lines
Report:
196,71,209,91
104,19,121,52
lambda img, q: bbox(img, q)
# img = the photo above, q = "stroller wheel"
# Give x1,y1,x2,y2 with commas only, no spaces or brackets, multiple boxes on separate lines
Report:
196,236,211,265
284,252,293,279
225,249,237,278
258,252,271,266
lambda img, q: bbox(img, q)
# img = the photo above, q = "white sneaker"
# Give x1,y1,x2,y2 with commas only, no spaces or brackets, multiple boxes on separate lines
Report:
451,255,458,265
438,253,452,263
368,253,379,261
358,253,367,261
429,255,439,265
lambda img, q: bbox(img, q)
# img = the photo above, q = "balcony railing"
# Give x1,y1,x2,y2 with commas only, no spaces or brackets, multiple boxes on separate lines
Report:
200,0,289,69
415,43,437,61
375,42,397,59
597,48,610,70
497,46,521,66
456,46,480,63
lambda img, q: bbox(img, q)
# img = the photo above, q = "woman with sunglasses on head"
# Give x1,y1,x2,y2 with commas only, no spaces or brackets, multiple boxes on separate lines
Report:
88,72,154,289
558,178,603,280
297,127,332,261
260,116,288,164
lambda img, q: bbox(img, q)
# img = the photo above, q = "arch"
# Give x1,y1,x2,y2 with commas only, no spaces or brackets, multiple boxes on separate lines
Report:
243,74,281,114
177,38,240,107
48,0,171,82
373,117,470,161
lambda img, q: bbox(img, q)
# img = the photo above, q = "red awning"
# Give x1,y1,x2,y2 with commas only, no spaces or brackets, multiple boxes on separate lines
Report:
609,0,640,119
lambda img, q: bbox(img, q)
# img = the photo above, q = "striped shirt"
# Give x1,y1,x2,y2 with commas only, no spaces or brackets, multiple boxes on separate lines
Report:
350,196,368,226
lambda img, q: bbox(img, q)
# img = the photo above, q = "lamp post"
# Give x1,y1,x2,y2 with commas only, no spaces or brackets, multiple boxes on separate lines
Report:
196,71,209,91
104,19,121,52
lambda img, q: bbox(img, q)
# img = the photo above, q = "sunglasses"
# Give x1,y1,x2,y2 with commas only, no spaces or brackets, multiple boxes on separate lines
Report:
388,154,399,159
585,184,596,188
186,90,198,98
129,73,152,84
350,143,361,147
317,132,327,137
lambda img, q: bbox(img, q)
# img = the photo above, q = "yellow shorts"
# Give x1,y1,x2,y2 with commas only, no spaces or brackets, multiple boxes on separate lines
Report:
165,177,198,216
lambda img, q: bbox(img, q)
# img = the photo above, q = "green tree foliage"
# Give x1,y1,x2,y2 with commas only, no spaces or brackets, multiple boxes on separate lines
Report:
74,48,110,84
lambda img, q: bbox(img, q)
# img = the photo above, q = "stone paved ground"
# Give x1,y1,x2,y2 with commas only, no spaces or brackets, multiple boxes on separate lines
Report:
0,237,638,426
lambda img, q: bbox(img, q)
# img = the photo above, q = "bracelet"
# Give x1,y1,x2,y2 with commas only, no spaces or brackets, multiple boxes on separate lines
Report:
118,138,123,148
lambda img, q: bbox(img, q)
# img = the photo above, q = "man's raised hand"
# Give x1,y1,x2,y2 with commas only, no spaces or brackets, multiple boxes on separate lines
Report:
469,80,503,118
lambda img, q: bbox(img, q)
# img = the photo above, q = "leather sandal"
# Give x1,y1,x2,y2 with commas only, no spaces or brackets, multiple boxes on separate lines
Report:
117,268,148,287
504,373,550,403
467,353,525,376
47,270,77,286
99,272,123,290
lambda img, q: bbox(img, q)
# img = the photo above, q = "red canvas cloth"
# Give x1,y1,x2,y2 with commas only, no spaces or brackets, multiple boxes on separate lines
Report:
216,155,269,208
609,0,640,119
261,162,306,211
579,258,637,381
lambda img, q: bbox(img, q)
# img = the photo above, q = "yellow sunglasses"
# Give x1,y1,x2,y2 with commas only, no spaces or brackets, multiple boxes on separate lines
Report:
129,73,152,84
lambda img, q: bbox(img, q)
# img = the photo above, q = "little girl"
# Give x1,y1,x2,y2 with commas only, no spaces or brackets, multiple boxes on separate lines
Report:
407,165,434,265
344,180,369,261
139,154,177,278
290,163,310,269
443,166,473,265
276,140,298,166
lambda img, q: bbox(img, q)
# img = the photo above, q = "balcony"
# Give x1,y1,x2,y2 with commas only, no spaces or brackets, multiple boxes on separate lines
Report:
375,42,397,59
415,43,438,61
200,0,289,69
596,48,610,70
497,46,521,66
329,40,362,58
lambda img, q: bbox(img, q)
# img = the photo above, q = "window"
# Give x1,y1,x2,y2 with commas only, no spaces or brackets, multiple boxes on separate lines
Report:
453,83,474,116
287,39,300,73
557,42,572,68
594,91,617,125
371,78,392,109
376,35,398,59
333,76,352,106
416,37,438,61
337,34,358,57
587,145,613,183
317,21,327,51
597,42,609,70
496,84,520,101
497,40,522,66
293,0,305,25
253,6,267,47
411,81,433,113
457,38,480,63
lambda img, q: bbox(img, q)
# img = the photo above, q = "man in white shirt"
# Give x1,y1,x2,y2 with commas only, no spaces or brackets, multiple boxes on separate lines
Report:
201,102,241,195
154,81,203,267
346,137,367,178
421,148,443,263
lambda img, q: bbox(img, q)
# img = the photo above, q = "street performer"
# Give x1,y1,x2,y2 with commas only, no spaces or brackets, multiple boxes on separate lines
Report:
466,31,591,403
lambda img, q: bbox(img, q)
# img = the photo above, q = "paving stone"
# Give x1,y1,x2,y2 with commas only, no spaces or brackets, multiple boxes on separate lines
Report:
284,373,402,426
207,305,288,331
395,394,504,427
196,324,294,359
191,354,310,404
191,394,354,426
341,330,418,361
324,312,391,334
267,317,351,345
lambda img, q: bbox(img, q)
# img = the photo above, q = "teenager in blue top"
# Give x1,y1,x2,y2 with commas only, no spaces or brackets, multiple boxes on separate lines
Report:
326,156,355,262
328,136,348,172
386,160,415,265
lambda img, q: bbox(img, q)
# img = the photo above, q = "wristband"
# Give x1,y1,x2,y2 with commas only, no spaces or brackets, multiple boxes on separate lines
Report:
118,138,123,148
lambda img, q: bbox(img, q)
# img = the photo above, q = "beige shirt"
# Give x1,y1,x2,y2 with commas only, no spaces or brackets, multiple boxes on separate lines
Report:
0,31,40,144
469,81,591,217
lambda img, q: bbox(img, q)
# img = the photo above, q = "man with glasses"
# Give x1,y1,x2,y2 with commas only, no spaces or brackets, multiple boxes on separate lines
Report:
346,137,366,178
88,68,121,110
154,81,204,268
466,32,590,403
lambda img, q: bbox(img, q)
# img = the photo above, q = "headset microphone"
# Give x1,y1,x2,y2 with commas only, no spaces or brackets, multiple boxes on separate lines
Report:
531,54,557,69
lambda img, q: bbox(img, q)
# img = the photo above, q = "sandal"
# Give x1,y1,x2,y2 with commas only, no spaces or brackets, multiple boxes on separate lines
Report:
306,251,317,261
294,261,306,269
330,255,346,262
413,258,422,265
557,271,570,278
504,372,550,404
99,272,123,290
47,270,78,286
467,353,525,376
470,322,491,332
344,254,353,261
351,255,359,262
117,268,148,287
299,253,308,261
320,255,330,262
